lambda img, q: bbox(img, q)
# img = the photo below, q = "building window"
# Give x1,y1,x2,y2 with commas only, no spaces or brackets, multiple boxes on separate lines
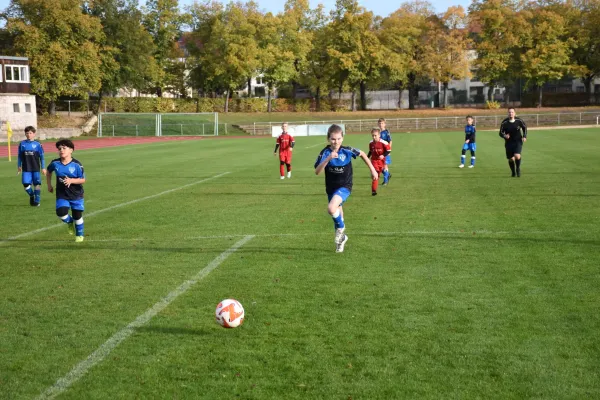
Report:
4,65,29,83
13,103,20,112
256,76,263,85
25,103,32,112
576,86,585,93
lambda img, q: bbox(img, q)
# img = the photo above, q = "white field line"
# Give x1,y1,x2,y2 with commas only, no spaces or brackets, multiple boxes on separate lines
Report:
0,172,230,245
36,235,254,400
303,142,327,149
16,229,576,243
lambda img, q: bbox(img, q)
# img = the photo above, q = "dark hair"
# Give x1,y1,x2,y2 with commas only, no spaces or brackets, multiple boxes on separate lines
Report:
56,139,75,150
327,124,344,139
24,126,36,134
508,107,516,112
466,115,473,120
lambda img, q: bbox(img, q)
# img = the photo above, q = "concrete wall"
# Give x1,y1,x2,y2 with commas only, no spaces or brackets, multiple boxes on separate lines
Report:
0,94,37,132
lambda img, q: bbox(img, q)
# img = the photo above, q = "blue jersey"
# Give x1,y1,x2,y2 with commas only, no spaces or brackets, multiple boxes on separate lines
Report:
47,158,85,200
314,146,361,195
465,125,476,143
380,129,392,144
18,140,45,172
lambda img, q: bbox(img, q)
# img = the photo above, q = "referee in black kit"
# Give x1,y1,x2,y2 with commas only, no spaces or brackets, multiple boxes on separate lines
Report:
499,107,527,177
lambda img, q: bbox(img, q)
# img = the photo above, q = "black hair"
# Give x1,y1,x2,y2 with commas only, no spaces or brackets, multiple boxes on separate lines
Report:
24,126,36,134
56,139,75,150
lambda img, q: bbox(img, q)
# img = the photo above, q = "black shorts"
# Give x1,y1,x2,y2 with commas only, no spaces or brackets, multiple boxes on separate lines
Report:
505,142,523,158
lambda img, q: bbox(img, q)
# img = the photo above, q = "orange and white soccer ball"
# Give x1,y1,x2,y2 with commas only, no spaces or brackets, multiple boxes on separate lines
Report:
215,299,245,328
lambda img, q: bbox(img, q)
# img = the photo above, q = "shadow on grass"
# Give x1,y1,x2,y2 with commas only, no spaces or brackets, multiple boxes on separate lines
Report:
136,326,211,336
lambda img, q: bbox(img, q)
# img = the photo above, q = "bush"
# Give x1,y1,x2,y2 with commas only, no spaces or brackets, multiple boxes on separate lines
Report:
485,100,501,109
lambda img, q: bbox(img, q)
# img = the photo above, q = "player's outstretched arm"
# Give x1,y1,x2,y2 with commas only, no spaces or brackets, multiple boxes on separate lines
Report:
315,153,334,175
46,171,54,193
359,150,378,180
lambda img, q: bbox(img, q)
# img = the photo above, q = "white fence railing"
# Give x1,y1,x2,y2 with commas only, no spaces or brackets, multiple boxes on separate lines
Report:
239,112,600,135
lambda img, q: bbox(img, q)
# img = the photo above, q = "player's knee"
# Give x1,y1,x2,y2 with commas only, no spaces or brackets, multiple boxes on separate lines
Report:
461,149,466,155
72,210,83,220
471,152,476,157
56,207,70,218
515,154,521,160
23,184,31,190
327,204,338,215
280,161,285,166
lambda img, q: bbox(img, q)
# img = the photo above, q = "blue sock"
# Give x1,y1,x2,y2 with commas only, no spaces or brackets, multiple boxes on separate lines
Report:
34,189,41,203
75,219,84,236
383,170,390,183
61,215,73,224
460,155,466,165
332,210,345,229
471,156,476,166
25,186,34,197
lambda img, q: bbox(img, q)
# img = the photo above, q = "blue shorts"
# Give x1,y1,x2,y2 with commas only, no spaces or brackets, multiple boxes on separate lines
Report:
327,187,351,205
22,171,41,186
56,198,85,211
385,155,391,165
462,143,476,152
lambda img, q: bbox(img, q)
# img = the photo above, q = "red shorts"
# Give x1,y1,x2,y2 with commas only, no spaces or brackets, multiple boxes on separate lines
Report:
279,151,292,164
372,160,385,174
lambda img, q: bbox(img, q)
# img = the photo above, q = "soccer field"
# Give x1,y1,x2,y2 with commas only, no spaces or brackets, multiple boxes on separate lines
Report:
1,128,599,399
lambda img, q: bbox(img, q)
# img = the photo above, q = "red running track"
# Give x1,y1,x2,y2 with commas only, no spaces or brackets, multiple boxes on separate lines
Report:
0,136,207,158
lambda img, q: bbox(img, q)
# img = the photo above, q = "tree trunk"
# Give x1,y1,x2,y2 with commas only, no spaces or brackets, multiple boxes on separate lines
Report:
407,73,416,110
157,86,163,97
316,86,321,111
96,88,104,116
351,91,356,112
267,84,272,113
292,81,298,100
247,77,252,97
584,76,594,104
538,85,543,108
488,85,494,102
48,101,56,116
359,81,367,110
224,89,230,113
443,82,449,108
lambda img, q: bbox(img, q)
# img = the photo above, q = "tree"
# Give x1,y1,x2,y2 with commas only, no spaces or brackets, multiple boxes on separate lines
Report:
381,1,436,109
188,2,261,112
143,0,185,97
423,6,471,107
469,0,523,102
519,7,574,107
559,0,600,103
327,0,385,111
84,0,160,106
6,0,115,114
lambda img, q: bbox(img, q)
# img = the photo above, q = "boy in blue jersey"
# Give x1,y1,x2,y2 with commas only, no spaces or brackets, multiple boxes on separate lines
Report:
315,124,378,253
46,139,86,242
17,126,46,206
377,118,392,185
459,116,476,168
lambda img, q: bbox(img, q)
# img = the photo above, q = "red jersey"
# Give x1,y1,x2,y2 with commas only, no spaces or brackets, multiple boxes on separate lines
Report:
368,139,390,162
276,133,295,152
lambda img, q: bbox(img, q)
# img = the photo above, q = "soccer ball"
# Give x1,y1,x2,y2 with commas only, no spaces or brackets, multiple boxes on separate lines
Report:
215,299,245,328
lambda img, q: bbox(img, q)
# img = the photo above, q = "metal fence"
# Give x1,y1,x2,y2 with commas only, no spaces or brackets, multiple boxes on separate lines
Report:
238,112,600,135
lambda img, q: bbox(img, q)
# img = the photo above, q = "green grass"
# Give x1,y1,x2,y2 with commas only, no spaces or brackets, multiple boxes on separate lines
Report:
1,128,600,399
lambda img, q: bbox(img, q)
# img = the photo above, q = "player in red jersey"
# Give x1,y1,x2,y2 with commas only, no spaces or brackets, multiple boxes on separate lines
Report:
367,128,391,196
273,122,295,179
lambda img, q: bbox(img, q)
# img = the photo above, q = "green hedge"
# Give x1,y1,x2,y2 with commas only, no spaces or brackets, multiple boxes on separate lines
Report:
100,97,352,113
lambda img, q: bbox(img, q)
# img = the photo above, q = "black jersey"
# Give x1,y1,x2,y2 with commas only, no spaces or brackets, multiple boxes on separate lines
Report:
499,118,527,143
314,146,361,195
47,158,85,200
18,140,45,172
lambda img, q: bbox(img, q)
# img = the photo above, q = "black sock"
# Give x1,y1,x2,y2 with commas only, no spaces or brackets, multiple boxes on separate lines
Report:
509,160,516,174
515,159,521,170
